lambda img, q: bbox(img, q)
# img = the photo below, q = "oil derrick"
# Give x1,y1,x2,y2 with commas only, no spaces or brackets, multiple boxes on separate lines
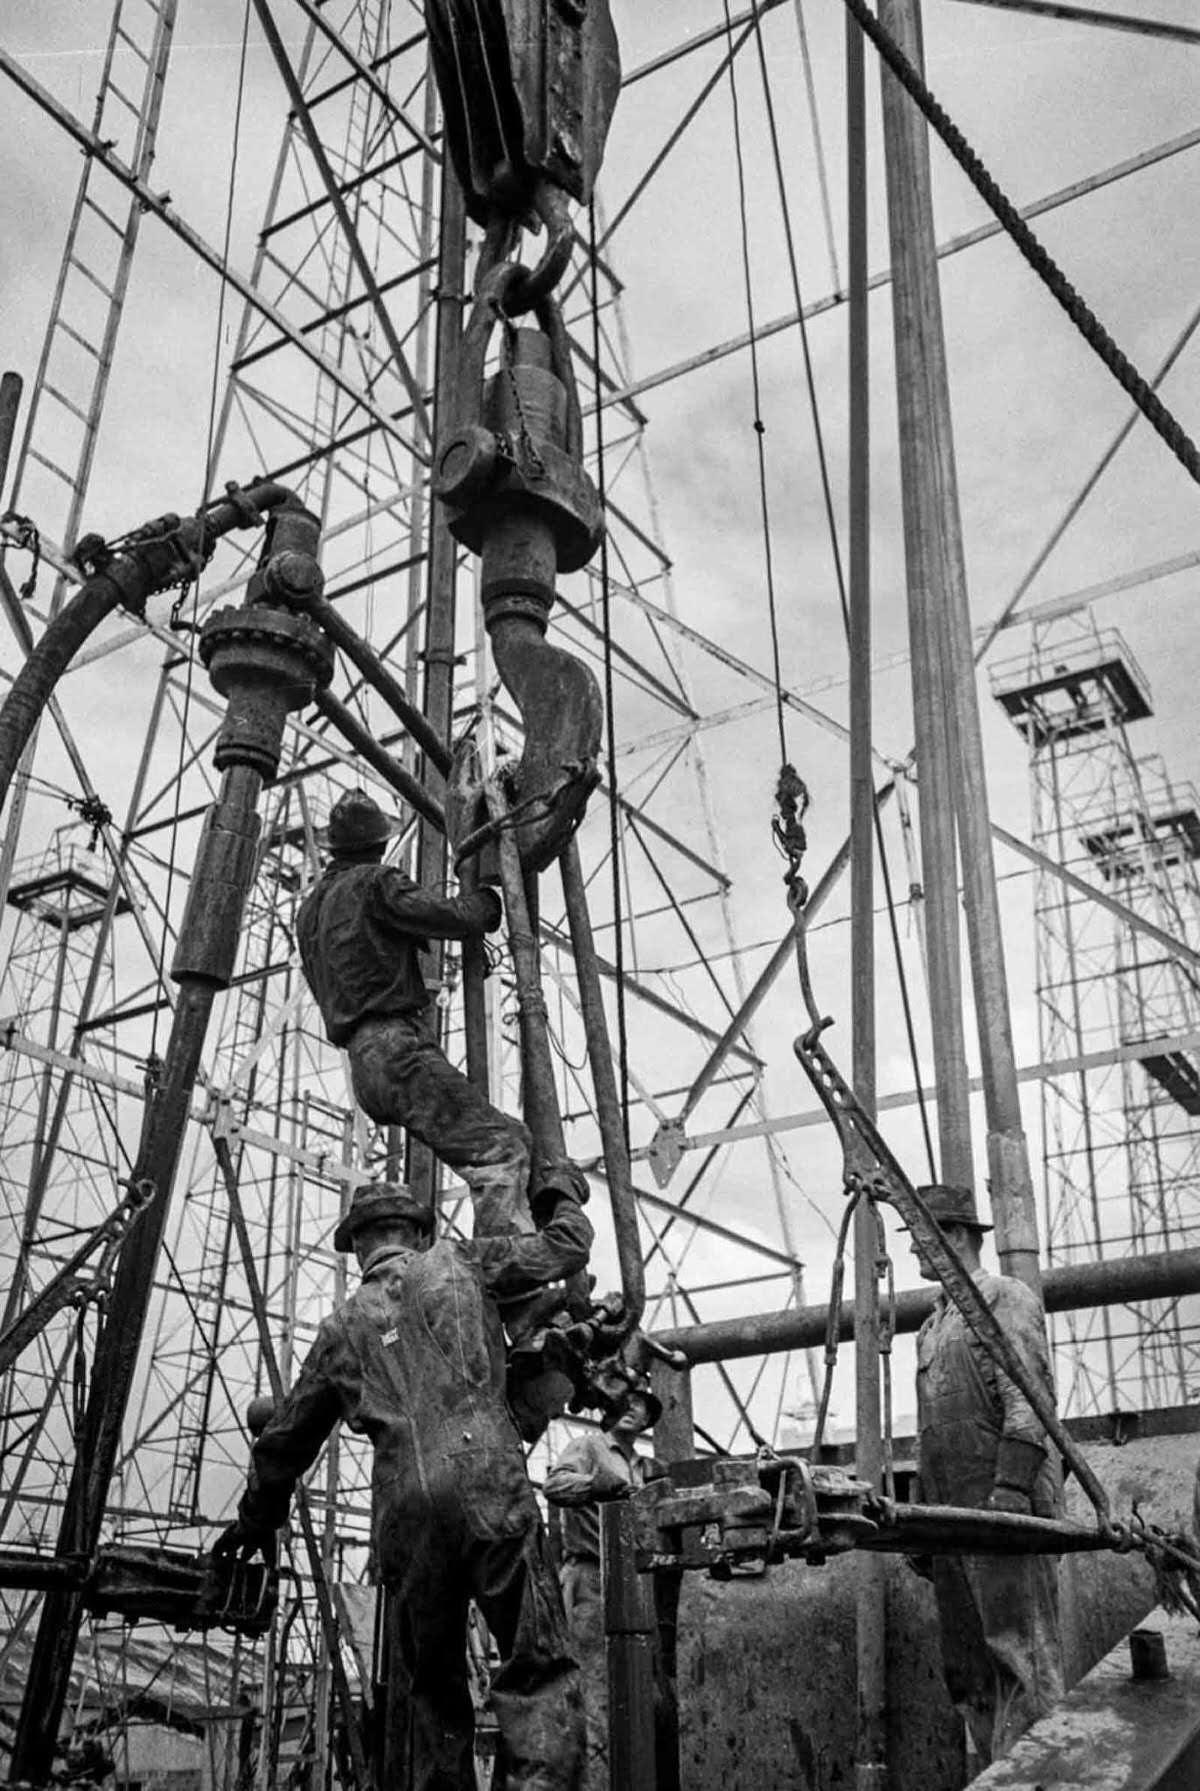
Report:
0,5,920,1775
0,830,129,1569
993,616,1200,1413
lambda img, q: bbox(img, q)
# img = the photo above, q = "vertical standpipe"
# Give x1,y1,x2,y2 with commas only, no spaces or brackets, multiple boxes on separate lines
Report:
876,0,1041,1287
8,505,334,1784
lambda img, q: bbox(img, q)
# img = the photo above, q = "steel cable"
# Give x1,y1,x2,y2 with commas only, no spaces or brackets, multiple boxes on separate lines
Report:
842,0,1200,485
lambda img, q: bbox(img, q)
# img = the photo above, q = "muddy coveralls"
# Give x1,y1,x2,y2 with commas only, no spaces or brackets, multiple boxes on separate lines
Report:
297,860,533,1238
916,1268,1065,1763
234,1198,592,1791
544,1433,647,1791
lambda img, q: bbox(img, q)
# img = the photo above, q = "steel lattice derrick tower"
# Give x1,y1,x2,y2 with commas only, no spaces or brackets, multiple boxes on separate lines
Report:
993,615,1200,1416
0,832,128,1530
0,6,878,1754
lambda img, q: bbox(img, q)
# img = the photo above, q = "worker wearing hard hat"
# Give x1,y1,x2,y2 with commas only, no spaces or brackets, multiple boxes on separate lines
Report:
217,1178,591,1790
911,1182,1065,1766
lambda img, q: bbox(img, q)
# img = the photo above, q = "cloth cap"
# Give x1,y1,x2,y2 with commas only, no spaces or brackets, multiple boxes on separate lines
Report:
325,790,402,855
914,1181,992,1233
334,1182,432,1252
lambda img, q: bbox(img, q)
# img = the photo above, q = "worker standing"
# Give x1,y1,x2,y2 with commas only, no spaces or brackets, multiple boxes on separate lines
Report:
216,1179,590,1791
297,789,588,1234
912,1182,1065,1765
544,1376,661,1791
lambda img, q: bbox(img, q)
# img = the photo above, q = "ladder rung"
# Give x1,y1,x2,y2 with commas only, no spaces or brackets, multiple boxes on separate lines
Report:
82,194,125,236
27,448,74,485
42,382,90,426
107,85,141,121
68,257,115,300
115,25,151,63
55,319,101,360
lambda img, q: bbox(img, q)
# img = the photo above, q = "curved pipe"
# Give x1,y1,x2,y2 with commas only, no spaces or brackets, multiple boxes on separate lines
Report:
0,479,300,816
0,574,129,812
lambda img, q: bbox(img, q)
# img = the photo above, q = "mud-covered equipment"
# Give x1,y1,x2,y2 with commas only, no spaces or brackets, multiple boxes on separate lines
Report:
425,0,621,232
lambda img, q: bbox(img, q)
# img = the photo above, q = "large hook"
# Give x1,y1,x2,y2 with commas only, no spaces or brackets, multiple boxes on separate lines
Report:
436,267,603,873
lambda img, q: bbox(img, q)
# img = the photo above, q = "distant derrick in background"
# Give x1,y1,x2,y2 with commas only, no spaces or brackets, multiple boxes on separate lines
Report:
994,619,1200,1414
0,832,128,1581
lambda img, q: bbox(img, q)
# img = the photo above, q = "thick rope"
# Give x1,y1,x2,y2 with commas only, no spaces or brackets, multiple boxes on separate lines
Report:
842,0,1200,485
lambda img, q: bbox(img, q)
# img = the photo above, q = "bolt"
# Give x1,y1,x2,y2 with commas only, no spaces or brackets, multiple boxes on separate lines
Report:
1129,1628,1169,1680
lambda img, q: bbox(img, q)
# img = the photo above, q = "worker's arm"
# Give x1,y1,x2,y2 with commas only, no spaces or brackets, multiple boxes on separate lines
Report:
475,1194,594,1302
216,1320,346,1555
545,1435,629,1506
988,1279,1052,1513
377,867,502,939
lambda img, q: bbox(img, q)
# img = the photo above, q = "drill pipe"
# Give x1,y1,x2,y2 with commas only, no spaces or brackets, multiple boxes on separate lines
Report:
304,592,452,776
561,838,643,1333
652,1246,1200,1365
312,686,445,832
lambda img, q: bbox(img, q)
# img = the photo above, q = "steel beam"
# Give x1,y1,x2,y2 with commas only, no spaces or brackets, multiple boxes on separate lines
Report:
601,128,1200,412
653,1246,1200,1365
950,0,1200,46
0,46,424,461
249,0,431,440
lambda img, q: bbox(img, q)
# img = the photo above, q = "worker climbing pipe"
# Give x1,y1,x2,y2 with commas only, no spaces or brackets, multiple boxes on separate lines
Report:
422,0,660,1422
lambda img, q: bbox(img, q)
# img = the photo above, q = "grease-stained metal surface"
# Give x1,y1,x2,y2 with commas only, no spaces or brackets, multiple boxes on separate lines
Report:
673,1429,1197,1791
970,1608,1200,1790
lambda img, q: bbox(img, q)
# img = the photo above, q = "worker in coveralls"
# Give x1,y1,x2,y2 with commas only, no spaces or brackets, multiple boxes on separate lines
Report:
544,1376,661,1791
912,1182,1065,1765
216,1179,589,1790
297,789,540,1239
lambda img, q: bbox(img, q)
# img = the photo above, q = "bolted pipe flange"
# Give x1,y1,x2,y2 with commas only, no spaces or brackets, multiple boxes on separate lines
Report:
200,604,335,780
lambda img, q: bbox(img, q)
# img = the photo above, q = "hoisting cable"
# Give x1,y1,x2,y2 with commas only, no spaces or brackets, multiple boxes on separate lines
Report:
588,199,632,1148
840,0,1200,487
746,0,936,1171
732,5,939,1164
720,0,788,772
152,0,252,1062
745,1,849,656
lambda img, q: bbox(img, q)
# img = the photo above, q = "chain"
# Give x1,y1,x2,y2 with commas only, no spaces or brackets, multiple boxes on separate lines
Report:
1,512,42,600
873,1201,897,1501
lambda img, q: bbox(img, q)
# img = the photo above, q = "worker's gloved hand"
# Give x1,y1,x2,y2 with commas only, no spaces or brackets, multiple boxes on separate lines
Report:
986,1436,1046,1516
213,1515,278,1566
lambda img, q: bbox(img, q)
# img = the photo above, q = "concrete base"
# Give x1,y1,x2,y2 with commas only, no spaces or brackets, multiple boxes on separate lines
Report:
675,1431,1197,1791
969,1609,1200,1790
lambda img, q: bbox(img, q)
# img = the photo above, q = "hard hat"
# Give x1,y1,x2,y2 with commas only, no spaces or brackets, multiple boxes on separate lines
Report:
333,1181,433,1252
325,790,401,855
